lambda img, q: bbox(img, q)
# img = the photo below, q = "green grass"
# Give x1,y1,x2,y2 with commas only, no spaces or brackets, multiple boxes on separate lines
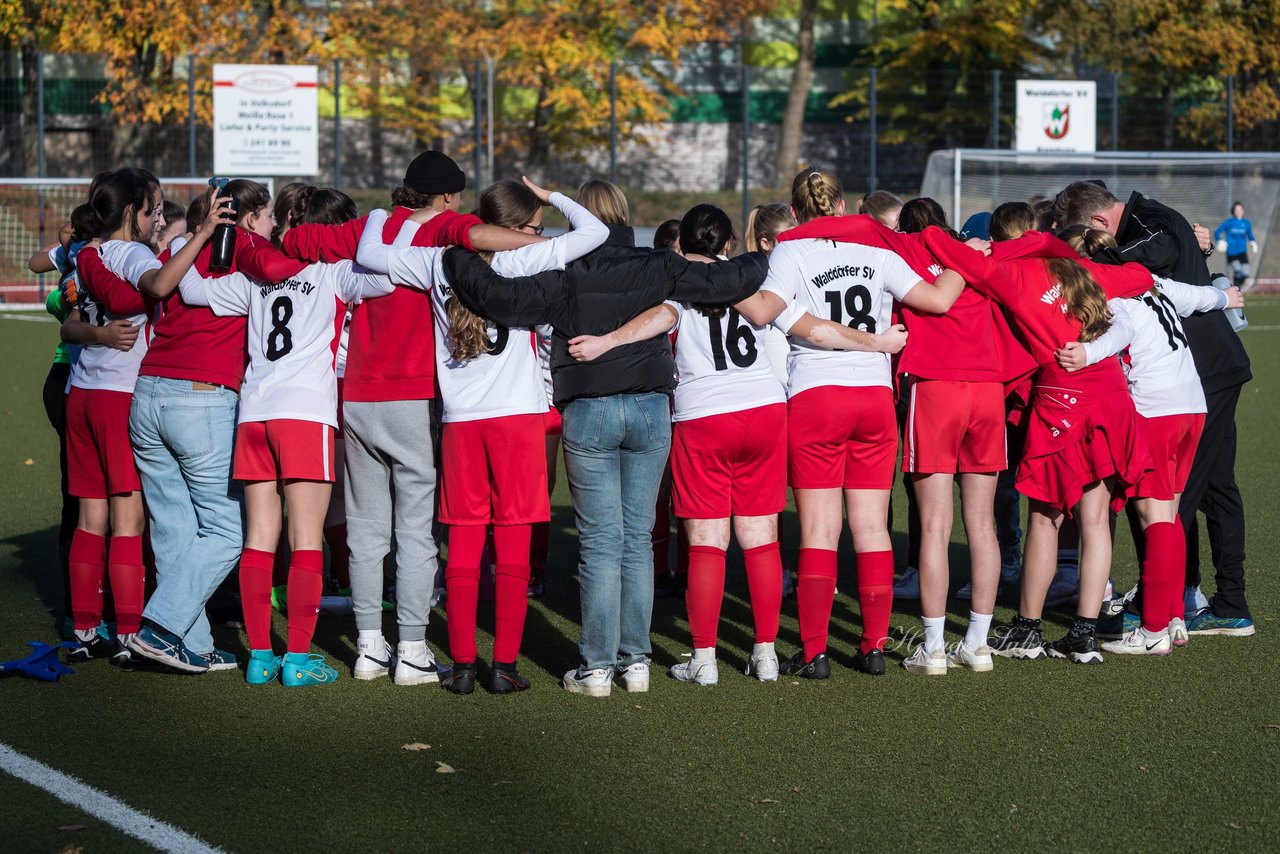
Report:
1,304,1278,852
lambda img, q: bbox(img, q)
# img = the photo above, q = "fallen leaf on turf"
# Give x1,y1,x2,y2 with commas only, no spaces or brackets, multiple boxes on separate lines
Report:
792,786,801,793
1227,822,1242,830
401,743,431,752
1264,724,1279,730
435,761,456,774
790,681,800,686
23,458,33,465
57,825,85,832
1138,764,1149,772
753,799,779,805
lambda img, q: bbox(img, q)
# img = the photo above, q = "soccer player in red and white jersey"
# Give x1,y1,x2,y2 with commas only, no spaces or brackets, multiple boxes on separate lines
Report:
355,178,607,693
922,209,1154,664
179,187,397,688
62,170,232,665
733,168,966,679
1054,225,1243,654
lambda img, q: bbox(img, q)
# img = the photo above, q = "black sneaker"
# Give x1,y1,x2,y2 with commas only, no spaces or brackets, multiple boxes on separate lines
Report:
489,660,531,694
778,651,830,680
852,648,886,676
988,623,1048,660
66,635,110,663
1047,632,1104,665
441,661,477,694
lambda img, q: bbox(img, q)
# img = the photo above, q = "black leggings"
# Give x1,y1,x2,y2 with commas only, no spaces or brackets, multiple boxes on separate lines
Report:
42,362,77,615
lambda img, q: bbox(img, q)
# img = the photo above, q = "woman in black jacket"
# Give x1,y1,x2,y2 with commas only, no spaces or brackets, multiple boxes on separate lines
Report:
440,180,767,697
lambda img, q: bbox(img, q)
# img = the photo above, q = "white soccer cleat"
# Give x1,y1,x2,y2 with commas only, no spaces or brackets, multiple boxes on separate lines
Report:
745,642,780,682
1100,626,1172,656
1168,617,1190,647
353,635,396,680
670,655,719,686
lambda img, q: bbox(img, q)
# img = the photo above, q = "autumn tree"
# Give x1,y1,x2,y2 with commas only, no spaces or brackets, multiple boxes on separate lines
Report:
0,0,58,174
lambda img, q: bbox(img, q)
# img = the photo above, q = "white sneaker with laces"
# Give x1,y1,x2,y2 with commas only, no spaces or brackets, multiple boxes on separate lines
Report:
354,635,396,680
393,640,441,685
901,644,947,675
617,661,649,693
1100,626,1172,656
1168,617,1190,647
563,667,612,697
670,654,718,686
745,642,779,682
946,642,994,672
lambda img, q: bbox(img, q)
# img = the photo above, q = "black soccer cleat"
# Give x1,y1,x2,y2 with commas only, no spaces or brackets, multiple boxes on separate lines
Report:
66,635,110,664
489,660,531,694
778,651,830,680
852,648,886,676
1047,632,1104,665
441,661,477,694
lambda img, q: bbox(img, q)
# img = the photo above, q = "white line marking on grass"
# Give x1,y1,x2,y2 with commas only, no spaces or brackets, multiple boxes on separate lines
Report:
0,743,223,853
0,312,56,322
1239,325,1280,331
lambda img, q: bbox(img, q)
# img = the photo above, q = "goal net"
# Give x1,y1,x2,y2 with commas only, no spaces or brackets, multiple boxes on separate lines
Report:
920,150,1280,287
0,177,275,308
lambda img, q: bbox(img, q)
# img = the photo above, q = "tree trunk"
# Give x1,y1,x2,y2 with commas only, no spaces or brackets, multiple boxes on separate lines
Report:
772,0,817,187
369,62,385,187
21,41,39,176
1161,82,1175,149
527,79,553,170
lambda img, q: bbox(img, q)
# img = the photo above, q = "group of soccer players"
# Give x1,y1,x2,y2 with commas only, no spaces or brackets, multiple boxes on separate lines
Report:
31,150,1255,695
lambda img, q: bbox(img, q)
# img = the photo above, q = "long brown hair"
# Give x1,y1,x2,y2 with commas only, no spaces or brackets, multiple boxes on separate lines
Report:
790,167,842,223
448,180,540,362
897,197,957,237
856,190,904,228
990,201,1037,242
1047,256,1112,343
1056,223,1117,258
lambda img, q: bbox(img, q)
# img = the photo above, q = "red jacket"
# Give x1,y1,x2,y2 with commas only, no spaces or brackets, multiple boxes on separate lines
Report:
282,209,480,402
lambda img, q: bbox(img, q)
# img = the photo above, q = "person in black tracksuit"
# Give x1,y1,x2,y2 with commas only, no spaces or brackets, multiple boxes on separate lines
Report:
442,230,767,693
1057,184,1252,625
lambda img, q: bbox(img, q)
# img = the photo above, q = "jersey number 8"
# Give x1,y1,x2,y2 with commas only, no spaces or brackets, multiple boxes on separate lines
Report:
266,295,294,361
825,285,877,332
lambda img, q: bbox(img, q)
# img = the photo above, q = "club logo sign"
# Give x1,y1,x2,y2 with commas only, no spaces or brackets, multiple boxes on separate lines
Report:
1044,104,1070,140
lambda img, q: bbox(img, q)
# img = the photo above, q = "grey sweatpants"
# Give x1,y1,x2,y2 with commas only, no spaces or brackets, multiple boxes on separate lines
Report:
343,399,438,642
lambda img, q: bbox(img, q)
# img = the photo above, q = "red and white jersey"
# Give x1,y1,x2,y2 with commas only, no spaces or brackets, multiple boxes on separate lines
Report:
1084,277,1226,418
356,192,608,423
179,240,393,427
761,237,919,397
69,240,159,394
336,308,352,380
668,301,786,422
536,326,555,404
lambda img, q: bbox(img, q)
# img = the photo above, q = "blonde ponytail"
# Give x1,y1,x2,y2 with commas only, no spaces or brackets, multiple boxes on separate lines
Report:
1048,257,1111,343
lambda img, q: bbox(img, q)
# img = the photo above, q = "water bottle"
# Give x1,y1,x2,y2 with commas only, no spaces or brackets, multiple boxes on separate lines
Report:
208,178,238,272
1212,274,1248,332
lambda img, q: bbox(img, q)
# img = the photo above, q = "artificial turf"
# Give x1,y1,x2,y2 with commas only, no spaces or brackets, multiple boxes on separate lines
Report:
0,305,1276,853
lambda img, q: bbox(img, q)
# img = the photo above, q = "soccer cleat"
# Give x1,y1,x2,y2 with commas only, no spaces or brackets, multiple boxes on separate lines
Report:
892,567,920,599
1047,632,1104,665
1168,617,1190,647
852,648,886,676
1044,564,1080,607
281,652,340,687
617,661,650,693
1097,610,1141,640
1184,586,1210,619
489,661,530,694
947,642,995,672
394,641,442,686
1101,626,1172,656
353,635,396,681
201,648,239,672
988,623,1048,660
779,651,831,680
563,667,612,697
745,643,779,682
245,649,282,685
66,632,110,663
128,624,210,674
1185,609,1256,637
527,576,545,598
441,661,477,695
669,655,719,686
110,634,137,667
901,645,947,676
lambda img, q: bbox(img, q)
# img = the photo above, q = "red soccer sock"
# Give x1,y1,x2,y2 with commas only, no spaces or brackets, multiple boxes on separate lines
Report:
796,548,838,660
445,525,487,665
743,542,783,644
323,523,350,589
286,550,325,654
1171,515,1189,626
529,521,550,577
493,524,533,664
107,535,145,634
685,546,727,649
69,530,107,631
239,548,276,651
1140,522,1180,632
856,550,895,654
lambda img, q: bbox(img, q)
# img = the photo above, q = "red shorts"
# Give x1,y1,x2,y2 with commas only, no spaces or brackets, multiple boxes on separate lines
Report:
1134,413,1205,500
233,420,336,483
66,387,140,499
440,414,550,525
788,385,897,490
903,379,1006,474
544,406,562,436
671,404,787,519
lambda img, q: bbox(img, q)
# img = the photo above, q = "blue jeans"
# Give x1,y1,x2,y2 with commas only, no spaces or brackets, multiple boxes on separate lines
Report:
129,376,243,654
562,393,671,672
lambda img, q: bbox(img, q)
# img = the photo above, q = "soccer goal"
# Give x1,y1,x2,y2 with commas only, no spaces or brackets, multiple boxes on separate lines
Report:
0,177,275,309
920,150,1280,288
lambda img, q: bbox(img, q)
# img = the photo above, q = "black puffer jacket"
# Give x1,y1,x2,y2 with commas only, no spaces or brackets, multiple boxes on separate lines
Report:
1115,191,1251,393
442,225,767,407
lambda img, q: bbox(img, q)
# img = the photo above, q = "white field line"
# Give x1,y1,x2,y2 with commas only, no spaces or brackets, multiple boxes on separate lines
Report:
0,743,223,853
0,312,56,322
